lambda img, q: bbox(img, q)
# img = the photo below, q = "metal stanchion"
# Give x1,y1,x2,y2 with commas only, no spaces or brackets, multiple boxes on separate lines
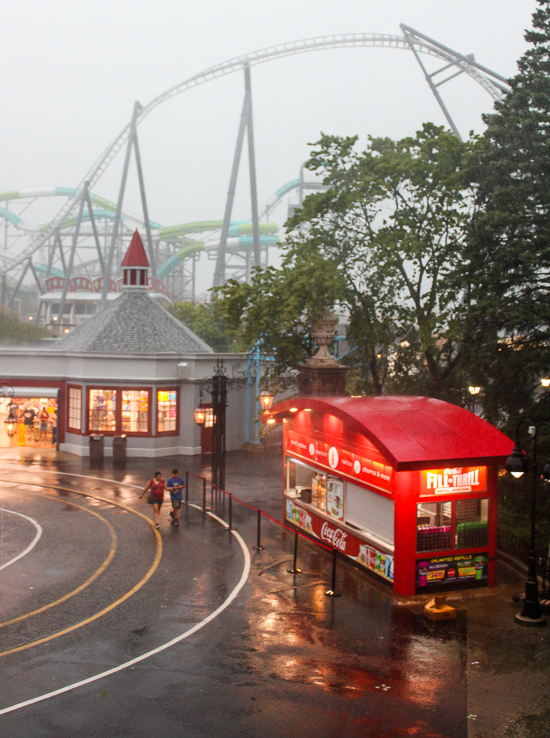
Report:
211,481,214,509
325,548,341,597
287,529,302,574
252,508,265,550
185,471,189,506
202,477,206,511
228,495,232,531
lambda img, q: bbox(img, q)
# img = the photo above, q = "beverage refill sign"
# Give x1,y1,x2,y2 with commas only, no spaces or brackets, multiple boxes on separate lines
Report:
286,430,393,494
420,466,487,496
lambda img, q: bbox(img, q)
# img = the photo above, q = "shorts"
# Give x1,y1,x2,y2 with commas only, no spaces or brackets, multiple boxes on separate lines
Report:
171,498,182,509
151,498,163,506
40,422,48,431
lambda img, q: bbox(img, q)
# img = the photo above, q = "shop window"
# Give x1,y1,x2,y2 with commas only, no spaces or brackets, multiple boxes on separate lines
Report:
454,499,489,549
89,389,117,432
157,390,178,433
68,386,82,431
417,501,452,552
286,458,329,513
121,390,149,433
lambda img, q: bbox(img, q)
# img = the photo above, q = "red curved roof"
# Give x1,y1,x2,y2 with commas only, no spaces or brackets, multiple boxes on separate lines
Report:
267,396,513,471
121,230,150,268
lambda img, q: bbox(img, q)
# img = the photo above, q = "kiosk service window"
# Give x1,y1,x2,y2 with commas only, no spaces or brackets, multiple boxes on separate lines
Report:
416,498,489,553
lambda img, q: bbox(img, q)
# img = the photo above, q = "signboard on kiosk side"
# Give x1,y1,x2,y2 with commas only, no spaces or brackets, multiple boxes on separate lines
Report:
420,466,487,496
287,430,393,494
286,499,394,582
416,553,488,587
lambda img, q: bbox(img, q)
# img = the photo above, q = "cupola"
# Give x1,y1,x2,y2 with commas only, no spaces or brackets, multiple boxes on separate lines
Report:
121,230,149,290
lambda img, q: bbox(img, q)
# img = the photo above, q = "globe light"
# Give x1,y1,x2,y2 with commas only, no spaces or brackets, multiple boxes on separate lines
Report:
468,386,481,395
194,407,206,425
541,378,550,388
505,442,529,478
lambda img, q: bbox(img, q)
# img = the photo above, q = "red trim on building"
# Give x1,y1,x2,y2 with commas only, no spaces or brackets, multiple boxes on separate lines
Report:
85,385,152,437
66,383,83,435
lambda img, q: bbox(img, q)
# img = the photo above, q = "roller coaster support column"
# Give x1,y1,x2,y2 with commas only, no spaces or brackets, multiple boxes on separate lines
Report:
213,72,251,289
101,101,144,304
133,128,156,277
245,64,261,271
58,181,88,329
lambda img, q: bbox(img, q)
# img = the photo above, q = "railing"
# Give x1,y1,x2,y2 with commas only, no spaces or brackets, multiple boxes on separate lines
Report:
185,471,342,596
498,528,550,597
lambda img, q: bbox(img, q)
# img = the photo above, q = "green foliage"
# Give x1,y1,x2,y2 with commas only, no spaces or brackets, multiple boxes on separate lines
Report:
167,300,241,353
464,0,550,427
215,242,344,386
0,309,52,344
287,123,475,397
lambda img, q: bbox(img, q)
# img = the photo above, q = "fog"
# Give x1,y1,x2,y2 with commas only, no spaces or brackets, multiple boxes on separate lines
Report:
0,0,538,296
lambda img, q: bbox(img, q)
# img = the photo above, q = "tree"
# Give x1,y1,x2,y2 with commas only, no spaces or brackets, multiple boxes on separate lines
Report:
167,300,241,353
295,124,475,396
463,0,550,425
0,308,51,344
216,241,343,387
217,124,476,397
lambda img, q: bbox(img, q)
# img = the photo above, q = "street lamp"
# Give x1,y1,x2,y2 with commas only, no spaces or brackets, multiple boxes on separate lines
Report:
505,419,550,626
259,388,274,412
194,390,207,426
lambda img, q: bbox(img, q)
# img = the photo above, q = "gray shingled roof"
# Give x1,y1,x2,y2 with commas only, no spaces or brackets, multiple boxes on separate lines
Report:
53,291,213,354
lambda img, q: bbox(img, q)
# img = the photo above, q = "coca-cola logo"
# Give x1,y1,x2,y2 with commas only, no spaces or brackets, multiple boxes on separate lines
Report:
321,522,348,552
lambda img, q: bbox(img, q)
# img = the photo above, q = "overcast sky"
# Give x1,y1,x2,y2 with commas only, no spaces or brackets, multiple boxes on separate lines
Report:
0,0,539,291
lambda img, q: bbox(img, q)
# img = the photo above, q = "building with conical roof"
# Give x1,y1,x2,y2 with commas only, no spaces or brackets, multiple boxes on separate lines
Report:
0,232,247,458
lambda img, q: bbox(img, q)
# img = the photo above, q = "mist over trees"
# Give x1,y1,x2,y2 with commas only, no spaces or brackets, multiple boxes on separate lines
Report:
213,0,550,431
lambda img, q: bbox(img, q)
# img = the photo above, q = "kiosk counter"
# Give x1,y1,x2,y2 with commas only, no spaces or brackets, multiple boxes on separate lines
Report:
264,396,513,596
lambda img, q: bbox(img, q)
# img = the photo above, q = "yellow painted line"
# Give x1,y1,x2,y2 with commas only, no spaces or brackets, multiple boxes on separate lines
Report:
0,480,162,659
0,496,117,629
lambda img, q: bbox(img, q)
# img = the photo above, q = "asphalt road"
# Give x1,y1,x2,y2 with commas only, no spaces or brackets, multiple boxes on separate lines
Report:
0,451,547,737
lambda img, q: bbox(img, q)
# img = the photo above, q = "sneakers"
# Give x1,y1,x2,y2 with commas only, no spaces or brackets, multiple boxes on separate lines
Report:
169,511,174,522
175,521,180,527
155,523,160,529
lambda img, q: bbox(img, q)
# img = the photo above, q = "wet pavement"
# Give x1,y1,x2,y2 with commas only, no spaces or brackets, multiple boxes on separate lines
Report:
0,447,548,737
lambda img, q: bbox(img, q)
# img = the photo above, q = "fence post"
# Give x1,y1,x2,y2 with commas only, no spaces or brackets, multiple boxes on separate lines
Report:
228,495,232,532
252,508,264,550
287,529,302,574
202,477,206,512
325,548,341,597
185,471,189,506
211,482,214,509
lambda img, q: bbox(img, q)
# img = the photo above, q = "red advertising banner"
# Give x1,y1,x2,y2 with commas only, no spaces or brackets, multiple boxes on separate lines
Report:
286,430,393,494
285,498,394,583
420,466,487,496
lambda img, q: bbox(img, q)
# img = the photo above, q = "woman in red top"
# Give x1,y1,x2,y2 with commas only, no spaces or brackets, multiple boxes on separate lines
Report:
140,471,165,529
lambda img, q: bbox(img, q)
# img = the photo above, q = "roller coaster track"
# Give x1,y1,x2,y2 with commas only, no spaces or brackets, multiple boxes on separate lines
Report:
1,27,510,274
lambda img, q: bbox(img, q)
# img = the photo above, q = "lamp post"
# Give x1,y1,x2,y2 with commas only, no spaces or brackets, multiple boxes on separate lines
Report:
194,360,228,492
505,419,550,626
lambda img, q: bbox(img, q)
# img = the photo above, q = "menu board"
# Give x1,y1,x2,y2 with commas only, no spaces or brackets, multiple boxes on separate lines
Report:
416,553,488,588
326,477,344,521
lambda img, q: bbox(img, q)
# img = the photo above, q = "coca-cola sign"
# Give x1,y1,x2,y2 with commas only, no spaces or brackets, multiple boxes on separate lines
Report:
321,522,348,551
285,498,394,582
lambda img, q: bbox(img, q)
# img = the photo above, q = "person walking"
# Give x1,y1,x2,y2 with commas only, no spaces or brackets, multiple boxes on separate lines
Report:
166,468,185,527
140,471,166,529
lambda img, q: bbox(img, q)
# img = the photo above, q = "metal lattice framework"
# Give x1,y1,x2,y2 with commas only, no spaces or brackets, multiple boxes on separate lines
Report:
0,26,510,285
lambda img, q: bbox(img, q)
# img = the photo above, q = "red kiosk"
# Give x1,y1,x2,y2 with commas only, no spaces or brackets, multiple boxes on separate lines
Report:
265,396,513,596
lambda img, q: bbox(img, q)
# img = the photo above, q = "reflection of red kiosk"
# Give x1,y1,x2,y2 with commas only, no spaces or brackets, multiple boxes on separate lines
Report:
264,396,513,596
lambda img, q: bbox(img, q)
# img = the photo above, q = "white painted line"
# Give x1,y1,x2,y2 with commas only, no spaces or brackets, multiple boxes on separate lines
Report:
0,503,251,716
0,509,42,572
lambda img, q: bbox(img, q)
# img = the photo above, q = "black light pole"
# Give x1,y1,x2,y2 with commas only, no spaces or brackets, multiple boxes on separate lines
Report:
505,419,550,627
211,361,227,493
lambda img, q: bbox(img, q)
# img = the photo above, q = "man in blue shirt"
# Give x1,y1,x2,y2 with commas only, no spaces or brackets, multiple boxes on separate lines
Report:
166,468,185,527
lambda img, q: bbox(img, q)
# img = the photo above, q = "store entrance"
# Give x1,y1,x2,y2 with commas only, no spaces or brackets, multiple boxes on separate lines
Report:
0,393,58,448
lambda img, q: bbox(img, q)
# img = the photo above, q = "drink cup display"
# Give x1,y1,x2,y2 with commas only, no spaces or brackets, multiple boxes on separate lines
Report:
417,561,430,586
474,555,485,580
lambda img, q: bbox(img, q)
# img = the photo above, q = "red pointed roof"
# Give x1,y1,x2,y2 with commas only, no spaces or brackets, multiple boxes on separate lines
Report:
121,230,150,268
